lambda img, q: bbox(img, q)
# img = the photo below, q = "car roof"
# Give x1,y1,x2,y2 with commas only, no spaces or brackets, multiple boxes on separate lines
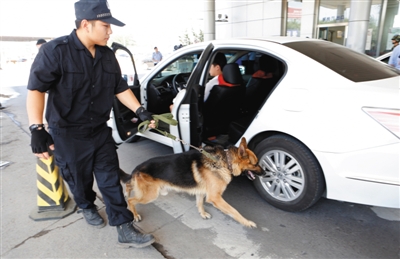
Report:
178,37,318,51
174,37,400,82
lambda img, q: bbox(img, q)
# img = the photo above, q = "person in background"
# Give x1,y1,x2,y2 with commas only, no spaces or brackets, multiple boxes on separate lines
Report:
26,0,156,248
152,46,162,66
391,35,400,51
36,39,47,49
388,41,400,70
250,54,275,80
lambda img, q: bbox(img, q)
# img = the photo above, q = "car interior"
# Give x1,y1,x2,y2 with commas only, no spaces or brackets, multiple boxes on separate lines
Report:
114,49,285,147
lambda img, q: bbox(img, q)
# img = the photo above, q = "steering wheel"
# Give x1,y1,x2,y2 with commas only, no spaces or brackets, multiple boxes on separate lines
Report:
172,73,188,93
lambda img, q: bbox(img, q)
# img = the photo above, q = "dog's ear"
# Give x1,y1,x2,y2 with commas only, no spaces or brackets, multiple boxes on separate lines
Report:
240,137,248,149
239,144,247,158
239,137,249,158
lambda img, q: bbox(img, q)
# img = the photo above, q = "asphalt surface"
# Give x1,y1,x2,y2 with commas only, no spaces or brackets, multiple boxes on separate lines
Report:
0,103,167,258
0,63,166,258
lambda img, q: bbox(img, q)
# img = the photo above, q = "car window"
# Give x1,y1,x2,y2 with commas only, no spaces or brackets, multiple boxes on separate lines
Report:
154,53,200,78
284,41,400,82
235,52,264,75
115,49,135,86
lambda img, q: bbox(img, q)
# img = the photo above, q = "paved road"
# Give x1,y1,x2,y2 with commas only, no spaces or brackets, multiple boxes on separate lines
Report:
1,65,400,258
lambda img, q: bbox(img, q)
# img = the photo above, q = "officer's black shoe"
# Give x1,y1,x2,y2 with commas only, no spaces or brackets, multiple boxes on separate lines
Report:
116,221,155,248
79,207,106,228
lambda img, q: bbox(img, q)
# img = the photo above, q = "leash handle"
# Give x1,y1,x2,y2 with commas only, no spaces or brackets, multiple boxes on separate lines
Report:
137,113,218,162
152,113,178,126
138,113,178,133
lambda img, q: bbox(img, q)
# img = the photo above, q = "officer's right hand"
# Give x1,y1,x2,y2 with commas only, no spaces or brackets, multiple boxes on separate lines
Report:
135,106,156,129
31,128,55,160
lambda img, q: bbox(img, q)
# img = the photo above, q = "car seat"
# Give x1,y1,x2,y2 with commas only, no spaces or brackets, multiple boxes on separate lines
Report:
228,56,280,144
244,55,279,114
203,63,245,138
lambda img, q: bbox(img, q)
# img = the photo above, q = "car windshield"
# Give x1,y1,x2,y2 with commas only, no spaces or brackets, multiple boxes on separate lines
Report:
284,41,400,82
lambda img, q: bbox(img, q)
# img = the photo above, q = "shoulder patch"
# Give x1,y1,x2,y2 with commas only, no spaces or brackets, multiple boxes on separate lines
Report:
49,36,69,49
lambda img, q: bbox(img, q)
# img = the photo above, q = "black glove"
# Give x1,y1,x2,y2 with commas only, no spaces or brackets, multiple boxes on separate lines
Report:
30,127,54,154
135,106,153,122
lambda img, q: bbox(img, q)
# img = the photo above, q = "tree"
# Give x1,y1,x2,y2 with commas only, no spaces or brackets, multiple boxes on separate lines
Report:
192,29,204,43
111,34,136,47
179,29,204,45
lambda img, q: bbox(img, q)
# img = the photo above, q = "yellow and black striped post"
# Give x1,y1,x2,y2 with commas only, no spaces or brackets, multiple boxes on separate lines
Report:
29,155,76,221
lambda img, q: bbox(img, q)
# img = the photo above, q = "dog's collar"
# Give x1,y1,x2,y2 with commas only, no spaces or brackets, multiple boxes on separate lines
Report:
225,150,233,172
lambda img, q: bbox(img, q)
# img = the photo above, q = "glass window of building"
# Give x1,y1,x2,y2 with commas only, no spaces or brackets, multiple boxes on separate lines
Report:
366,3,382,57
317,0,350,45
287,0,302,37
318,1,350,24
317,0,399,57
380,0,400,55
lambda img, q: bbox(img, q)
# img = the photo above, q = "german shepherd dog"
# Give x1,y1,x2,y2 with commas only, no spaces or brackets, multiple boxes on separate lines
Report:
118,137,263,228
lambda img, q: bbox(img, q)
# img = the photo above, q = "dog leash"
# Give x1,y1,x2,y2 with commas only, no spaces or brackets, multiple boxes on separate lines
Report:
138,113,218,162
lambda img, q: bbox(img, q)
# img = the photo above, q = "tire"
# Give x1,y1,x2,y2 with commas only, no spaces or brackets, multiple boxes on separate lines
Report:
253,135,325,212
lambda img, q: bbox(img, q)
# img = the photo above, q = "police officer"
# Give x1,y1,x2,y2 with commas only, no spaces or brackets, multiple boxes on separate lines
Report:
27,0,156,248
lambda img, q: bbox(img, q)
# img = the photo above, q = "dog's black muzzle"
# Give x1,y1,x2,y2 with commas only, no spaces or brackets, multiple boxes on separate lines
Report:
243,166,264,181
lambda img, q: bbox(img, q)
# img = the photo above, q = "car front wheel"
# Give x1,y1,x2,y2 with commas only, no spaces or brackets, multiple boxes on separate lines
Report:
253,135,325,212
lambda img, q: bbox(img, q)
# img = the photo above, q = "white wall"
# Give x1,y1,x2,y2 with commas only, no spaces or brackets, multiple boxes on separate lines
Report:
215,0,321,39
215,0,284,39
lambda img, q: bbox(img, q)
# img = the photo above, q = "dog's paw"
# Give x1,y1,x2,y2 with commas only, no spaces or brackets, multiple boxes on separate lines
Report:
133,214,142,222
160,188,168,196
200,212,212,219
244,220,257,228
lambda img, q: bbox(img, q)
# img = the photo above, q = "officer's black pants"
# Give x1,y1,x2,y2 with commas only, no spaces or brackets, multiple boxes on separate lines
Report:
50,126,133,226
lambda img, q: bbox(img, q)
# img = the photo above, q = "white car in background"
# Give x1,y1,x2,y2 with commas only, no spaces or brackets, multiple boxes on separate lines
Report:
109,38,400,212
376,51,392,64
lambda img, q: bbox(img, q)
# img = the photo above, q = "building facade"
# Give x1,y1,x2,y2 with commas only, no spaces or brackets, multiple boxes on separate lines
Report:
213,0,400,57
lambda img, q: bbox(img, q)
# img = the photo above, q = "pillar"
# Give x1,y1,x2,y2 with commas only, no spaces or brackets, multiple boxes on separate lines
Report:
346,0,372,53
204,0,216,41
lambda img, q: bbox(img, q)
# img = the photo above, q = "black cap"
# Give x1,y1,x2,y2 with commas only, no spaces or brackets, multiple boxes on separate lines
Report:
36,39,47,45
74,0,125,27
392,34,400,42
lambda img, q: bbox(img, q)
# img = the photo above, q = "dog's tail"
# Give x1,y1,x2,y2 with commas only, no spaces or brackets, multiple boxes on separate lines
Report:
118,168,133,183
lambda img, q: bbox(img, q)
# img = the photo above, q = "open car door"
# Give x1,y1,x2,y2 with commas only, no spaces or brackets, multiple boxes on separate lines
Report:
170,43,214,152
108,42,142,144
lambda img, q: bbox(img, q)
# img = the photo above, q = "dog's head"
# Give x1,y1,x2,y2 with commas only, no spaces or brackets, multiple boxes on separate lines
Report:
231,137,263,180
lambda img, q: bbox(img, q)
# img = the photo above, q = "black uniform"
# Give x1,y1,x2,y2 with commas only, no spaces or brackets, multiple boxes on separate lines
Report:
27,30,133,226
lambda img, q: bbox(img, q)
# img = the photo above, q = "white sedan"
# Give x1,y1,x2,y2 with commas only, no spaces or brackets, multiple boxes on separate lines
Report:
109,38,400,212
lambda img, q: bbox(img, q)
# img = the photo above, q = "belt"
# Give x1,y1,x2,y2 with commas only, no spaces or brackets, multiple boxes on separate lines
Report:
49,123,108,136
